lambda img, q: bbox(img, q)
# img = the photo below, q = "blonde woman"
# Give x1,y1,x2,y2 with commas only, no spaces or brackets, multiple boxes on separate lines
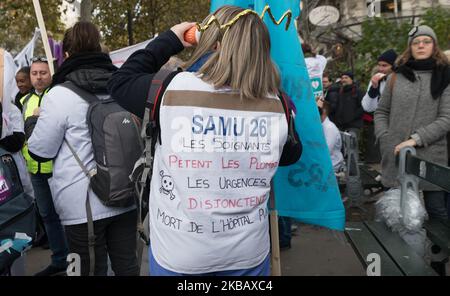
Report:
108,5,301,276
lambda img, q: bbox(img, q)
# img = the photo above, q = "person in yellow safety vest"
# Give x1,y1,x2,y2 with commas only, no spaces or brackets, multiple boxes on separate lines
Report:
21,57,69,276
21,58,53,174
21,89,52,174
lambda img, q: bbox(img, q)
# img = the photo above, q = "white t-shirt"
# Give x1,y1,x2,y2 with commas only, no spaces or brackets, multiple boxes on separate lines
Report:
322,117,344,171
149,72,288,274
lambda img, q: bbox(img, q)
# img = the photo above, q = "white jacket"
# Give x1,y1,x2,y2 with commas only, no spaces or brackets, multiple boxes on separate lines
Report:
1,50,34,198
28,85,135,225
362,80,386,113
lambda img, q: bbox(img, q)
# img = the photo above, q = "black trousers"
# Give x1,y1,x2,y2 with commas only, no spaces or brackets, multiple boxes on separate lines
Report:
65,209,139,276
363,121,381,163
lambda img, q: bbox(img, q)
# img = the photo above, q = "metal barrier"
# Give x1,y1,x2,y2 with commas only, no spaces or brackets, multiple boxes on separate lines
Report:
398,147,420,218
340,131,365,211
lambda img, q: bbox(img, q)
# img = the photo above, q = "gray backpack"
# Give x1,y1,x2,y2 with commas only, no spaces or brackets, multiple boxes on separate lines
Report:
62,81,143,208
62,81,143,275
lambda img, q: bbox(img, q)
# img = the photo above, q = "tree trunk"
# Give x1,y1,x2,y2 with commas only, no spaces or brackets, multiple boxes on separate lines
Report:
127,9,134,46
80,0,92,22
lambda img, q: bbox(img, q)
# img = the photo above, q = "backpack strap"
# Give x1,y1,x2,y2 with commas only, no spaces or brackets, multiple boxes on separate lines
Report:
145,69,182,144
65,139,97,276
60,81,99,276
61,81,100,105
278,91,292,126
139,67,181,191
135,69,181,263
21,92,34,116
389,72,397,93
141,68,181,165
278,91,300,152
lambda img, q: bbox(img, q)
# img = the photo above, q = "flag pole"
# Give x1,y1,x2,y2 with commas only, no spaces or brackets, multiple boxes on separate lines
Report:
32,0,55,75
0,48,5,103
269,183,282,276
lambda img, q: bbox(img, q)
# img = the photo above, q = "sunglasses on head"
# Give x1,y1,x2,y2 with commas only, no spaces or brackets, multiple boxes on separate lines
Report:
408,26,419,37
31,56,49,63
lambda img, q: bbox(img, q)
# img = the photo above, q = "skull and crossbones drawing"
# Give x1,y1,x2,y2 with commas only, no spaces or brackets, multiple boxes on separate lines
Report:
159,170,175,200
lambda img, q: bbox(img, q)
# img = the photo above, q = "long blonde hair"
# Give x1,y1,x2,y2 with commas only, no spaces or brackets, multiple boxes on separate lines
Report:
184,6,280,100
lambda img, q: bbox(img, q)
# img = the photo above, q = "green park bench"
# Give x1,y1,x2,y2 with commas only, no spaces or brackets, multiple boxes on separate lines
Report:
346,220,437,276
424,219,450,255
406,147,450,275
345,146,450,276
404,148,450,255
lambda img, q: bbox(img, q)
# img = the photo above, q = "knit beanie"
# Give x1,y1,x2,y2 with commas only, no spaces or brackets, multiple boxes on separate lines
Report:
341,71,354,80
408,25,438,45
378,49,397,66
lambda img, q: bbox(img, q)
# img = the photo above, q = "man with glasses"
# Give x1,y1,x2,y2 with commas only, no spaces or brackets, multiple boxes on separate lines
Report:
20,57,69,276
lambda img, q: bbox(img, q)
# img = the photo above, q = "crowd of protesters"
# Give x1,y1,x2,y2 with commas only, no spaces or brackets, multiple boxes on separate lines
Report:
1,3,449,277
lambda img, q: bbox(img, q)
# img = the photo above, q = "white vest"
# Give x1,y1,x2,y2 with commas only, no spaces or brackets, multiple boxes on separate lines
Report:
149,72,288,273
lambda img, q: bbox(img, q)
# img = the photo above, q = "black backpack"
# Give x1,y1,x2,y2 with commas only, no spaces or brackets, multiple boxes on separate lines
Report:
0,148,36,275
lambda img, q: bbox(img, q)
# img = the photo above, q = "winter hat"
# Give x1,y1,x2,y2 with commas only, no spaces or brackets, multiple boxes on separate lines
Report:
408,25,438,45
341,71,354,80
378,49,397,66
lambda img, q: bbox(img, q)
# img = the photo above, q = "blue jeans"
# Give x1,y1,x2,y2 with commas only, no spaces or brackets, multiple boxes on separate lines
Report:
30,173,69,268
278,216,292,248
149,247,270,276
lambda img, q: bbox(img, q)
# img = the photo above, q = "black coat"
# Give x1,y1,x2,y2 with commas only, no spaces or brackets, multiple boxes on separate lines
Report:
333,84,364,130
324,84,339,121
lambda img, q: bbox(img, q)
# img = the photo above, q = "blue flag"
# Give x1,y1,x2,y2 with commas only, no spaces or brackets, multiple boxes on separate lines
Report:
210,0,345,231
211,0,254,10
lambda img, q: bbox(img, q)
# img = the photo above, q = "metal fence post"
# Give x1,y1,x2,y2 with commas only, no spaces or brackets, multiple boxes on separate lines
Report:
398,146,419,217
342,131,364,211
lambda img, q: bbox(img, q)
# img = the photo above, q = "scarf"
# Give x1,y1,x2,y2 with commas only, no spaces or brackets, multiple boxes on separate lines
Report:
51,52,117,88
396,58,450,99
